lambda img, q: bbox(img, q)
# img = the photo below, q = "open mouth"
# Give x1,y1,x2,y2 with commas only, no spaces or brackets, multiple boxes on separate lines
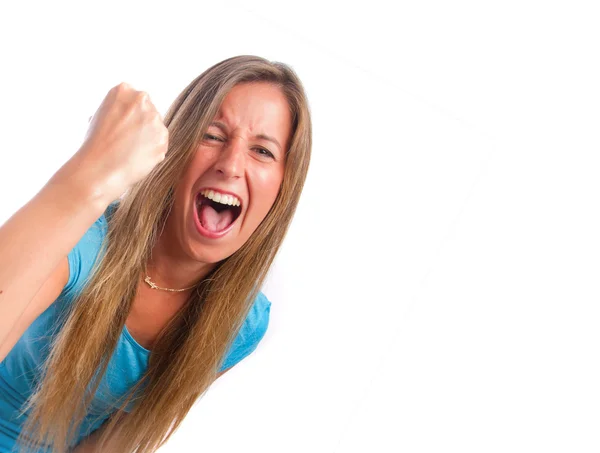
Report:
194,189,243,236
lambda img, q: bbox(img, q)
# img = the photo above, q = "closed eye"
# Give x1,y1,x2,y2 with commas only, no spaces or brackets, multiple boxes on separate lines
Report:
204,133,276,160
204,133,224,142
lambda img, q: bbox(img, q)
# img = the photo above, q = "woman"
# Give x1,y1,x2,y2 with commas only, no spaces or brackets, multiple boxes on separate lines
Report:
0,55,311,452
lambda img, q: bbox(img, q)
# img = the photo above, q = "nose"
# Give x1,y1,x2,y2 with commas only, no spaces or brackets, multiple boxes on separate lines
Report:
214,136,245,179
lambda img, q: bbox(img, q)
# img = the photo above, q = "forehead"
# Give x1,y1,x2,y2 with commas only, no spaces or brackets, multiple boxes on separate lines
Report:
214,82,292,139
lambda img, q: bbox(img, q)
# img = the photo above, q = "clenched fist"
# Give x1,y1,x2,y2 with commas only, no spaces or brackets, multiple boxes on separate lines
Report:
68,83,169,205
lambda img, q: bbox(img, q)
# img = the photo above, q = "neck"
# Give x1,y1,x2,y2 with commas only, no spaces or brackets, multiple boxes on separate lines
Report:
146,235,215,291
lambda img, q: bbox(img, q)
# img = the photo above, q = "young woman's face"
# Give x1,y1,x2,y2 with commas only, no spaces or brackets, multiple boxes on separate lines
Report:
167,82,292,264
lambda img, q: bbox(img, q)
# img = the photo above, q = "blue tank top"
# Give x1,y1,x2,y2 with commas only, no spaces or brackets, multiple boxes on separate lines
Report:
0,204,271,451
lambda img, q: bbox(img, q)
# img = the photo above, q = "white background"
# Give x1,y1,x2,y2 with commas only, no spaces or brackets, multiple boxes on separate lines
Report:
1,1,599,452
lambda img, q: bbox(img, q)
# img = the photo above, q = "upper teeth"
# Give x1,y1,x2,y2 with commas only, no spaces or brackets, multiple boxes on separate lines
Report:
200,189,241,207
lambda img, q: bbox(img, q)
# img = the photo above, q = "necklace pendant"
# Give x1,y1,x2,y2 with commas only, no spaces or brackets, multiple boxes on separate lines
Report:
144,274,194,292
144,275,158,289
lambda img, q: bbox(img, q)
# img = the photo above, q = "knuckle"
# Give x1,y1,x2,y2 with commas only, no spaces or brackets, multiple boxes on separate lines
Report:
159,129,169,145
136,91,149,104
110,83,133,105
115,82,130,93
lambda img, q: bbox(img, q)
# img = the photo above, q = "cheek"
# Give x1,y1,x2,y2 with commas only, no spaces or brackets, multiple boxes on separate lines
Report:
250,166,284,216
178,148,217,193
188,147,217,174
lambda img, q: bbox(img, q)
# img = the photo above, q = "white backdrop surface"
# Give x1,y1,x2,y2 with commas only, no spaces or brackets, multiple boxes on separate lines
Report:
0,1,598,452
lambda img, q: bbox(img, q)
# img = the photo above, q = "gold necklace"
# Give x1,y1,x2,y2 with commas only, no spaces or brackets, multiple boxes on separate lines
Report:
144,275,195,292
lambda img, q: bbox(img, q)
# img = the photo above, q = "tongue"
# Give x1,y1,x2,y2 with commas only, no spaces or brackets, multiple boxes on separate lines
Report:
200,203,234,232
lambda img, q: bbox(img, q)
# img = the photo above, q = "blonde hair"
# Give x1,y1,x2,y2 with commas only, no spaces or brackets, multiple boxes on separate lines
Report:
17,55,312,452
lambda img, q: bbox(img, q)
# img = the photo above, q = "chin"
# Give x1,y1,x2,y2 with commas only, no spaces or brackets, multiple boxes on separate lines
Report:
186,240,241,266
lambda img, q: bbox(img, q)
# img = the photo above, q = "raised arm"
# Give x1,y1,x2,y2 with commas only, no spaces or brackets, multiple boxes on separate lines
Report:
0,83,168,360
0,161,108,358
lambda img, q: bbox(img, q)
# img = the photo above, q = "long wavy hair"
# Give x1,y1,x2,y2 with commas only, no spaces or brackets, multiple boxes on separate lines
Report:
16,55,311,452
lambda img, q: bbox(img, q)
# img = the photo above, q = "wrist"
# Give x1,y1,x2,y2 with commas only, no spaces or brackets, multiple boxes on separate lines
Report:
46,153,115,215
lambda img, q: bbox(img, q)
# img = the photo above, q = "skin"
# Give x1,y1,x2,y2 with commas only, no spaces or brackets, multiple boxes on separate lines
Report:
124,82,292,347
72,81,293,451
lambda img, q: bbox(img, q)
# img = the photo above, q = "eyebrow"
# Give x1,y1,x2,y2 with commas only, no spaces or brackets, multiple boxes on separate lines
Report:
210,121,282,151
